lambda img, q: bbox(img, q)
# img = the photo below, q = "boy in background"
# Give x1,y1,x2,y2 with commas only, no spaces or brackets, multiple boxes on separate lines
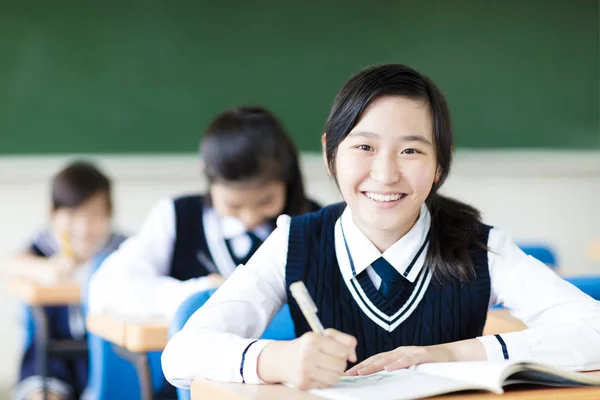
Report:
8,161,125,400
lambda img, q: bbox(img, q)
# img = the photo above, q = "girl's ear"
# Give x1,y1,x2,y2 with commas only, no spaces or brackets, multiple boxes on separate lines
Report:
434,166,442,183
321,133,332,177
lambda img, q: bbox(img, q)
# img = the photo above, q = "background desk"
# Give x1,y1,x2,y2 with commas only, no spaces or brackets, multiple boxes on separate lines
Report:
483,309,527,336
86,313,168,400
7,278,80,305
7,278,84,400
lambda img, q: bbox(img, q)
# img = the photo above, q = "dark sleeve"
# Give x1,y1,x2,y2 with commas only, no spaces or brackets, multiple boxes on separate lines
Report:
27,242,47,258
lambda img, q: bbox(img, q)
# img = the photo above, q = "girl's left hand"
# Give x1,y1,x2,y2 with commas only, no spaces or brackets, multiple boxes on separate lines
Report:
345,344,454,376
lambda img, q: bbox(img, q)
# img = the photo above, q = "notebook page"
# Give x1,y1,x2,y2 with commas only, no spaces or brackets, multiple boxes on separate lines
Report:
309,368,499,400
415,360,516,390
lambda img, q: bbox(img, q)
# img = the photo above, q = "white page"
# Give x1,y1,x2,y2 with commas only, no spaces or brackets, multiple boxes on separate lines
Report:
414,361,514,390
309,369,500,400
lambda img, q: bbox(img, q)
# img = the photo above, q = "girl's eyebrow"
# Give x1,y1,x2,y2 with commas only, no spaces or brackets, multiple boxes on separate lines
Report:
347,131,379,139
401,134,432,146
348,131,432,146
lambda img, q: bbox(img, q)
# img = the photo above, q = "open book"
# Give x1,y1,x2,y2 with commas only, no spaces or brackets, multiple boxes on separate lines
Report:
310,360,600,400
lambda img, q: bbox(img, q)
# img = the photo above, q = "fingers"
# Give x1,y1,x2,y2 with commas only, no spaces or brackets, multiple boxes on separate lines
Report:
346,354,381,375
324,328,357,348
314,350,348,375
207,273,226,287
383,348,427,371
290,331,357,390
309,366,343,388
384,357,414,371
346,347,426,376
323,329,357,362
355,354,392,375
293,358,342,390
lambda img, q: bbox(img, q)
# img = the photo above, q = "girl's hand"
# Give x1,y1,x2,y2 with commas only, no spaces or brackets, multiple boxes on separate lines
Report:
346,339,486,376
345,345,453,376
206,273,227,287
258,329,357,390
43,253,78,283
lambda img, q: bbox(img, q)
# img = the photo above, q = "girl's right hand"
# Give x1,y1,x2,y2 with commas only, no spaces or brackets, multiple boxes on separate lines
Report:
206,273,227,287
40,253,77,283
257,328,357,390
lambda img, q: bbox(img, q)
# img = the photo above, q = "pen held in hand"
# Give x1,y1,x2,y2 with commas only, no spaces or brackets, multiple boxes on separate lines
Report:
59,231,75,259
290,281,324,334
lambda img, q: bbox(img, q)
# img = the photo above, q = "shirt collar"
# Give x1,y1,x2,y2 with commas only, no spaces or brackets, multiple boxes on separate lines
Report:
338,203,431,283
220,214,271,241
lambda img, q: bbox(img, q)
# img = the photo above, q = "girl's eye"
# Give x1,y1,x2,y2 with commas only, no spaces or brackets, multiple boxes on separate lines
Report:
357,144,373,151
401,148,419,155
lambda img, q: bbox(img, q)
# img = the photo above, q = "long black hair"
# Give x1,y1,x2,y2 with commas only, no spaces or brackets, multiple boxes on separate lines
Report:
200,106,310,216
324,64,484,283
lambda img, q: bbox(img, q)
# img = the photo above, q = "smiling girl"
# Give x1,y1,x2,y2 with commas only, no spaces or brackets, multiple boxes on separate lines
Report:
161,65,600,391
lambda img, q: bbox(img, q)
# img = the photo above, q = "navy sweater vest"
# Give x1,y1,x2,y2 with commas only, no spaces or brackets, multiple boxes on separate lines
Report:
171,194,322,281
170,195,212,281
285,203,491,364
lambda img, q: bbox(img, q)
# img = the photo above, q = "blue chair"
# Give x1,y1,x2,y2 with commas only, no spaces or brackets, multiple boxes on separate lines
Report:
169,289,296,400
21,304,36,353
518,244,558,269
83,252,166,400
564,275,600,300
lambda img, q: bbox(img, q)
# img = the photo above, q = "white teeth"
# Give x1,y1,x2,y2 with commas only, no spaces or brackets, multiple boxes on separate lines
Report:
365,192,403,202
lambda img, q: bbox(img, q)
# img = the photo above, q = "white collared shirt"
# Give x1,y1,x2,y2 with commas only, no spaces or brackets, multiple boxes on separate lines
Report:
220,215,271,259
338,203,431,286
161,204,600,388
87,197,271,319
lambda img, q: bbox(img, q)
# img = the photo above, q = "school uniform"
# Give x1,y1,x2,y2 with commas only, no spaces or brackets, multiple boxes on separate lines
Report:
15,230,126,400
88,194,321,318
87,194,320,399
161,202,600,388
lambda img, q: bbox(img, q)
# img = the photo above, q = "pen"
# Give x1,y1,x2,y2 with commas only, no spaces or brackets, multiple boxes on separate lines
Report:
289,281,324,334
59,231,75,258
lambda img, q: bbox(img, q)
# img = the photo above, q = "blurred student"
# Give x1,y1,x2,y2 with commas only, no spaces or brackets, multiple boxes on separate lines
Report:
9,161,125,400
88,106,320,320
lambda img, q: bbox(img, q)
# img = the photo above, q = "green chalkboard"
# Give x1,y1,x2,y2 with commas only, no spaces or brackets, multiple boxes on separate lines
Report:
0,0,598,154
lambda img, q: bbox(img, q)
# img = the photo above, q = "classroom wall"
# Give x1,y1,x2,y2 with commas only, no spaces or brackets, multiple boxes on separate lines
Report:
1,151,600,393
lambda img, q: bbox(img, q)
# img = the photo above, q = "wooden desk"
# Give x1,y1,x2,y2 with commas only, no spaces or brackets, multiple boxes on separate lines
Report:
7,278,84,400
7,277,80,305
86,313,169,400
86,313,168,353
189,310,532,400
191,371,600,399
483,309,527,336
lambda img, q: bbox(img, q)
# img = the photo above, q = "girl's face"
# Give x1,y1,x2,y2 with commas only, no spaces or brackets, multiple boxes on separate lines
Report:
50,192,112,262
210,180,286,231
333,96,439,248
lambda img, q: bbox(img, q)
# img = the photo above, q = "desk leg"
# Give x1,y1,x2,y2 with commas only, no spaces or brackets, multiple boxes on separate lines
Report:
31,306,48,400
113,346,154,400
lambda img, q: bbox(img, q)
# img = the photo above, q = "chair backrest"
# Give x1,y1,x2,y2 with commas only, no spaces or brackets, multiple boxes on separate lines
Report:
169,289,296,400
564,275,600,300
518,244,558,269
84,252,166,400
168,288,217,337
